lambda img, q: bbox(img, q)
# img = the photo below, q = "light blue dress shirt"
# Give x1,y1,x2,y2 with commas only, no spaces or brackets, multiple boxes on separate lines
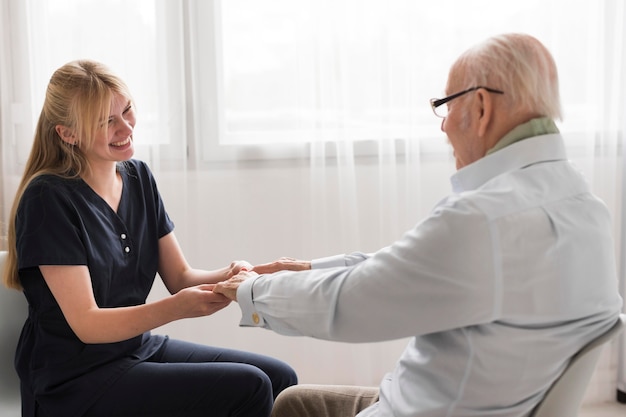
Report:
237,133,623,416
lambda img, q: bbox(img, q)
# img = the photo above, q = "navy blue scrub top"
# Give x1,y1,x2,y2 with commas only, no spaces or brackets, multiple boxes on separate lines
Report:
14,159,175,417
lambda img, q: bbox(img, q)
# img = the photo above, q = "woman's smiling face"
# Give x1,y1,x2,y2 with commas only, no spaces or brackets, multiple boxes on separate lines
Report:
82,92,136,167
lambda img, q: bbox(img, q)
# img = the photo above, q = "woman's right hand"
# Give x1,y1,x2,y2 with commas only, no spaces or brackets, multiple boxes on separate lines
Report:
252,257,311,274
173,284,232,318
41,265,231,344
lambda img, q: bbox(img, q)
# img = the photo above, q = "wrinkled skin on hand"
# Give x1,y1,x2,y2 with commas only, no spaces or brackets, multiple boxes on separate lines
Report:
252,257,311,274
213,270,258,301
214,257,312,302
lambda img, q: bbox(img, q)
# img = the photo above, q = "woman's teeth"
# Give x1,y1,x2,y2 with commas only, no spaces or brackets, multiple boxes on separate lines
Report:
111,137,131,147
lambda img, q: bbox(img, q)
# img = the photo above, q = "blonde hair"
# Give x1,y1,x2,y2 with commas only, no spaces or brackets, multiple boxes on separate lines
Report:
453,33,562,121
3,60,133,290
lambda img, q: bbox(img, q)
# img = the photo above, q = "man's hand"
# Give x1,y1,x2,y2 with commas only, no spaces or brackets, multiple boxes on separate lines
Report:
213,270,259,301
252,257,311,274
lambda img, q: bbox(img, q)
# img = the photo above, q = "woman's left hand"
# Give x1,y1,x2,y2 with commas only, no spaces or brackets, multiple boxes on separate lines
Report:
226,260,254,279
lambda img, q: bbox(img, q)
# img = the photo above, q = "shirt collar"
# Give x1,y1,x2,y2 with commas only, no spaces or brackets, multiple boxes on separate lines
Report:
450,133,567,193
486,117,560,155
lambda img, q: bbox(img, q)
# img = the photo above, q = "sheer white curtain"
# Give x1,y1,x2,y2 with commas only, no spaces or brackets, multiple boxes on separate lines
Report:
613,1,626,401
1,0,625,404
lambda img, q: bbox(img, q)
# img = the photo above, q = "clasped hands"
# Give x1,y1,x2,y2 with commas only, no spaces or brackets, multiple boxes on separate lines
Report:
214,257,311,301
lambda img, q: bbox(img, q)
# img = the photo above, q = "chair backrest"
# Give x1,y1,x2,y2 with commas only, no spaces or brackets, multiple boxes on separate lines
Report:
0,251,28,411
531,313,626,417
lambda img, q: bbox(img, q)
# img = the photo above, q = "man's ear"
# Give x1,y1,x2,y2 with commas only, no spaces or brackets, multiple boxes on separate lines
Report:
55,125,77,145
476,90,493,138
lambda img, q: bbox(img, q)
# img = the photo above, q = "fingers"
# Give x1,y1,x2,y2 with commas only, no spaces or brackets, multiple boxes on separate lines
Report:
213,280,239,302
252,257,311,274
177,284,232,316
228,257,312,275
205,298,232,314
252,262,280,274
227,260,254,279
214,270,258,302
197,283,217,291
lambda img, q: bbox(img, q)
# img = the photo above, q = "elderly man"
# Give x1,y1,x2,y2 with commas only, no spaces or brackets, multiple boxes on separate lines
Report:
214,33,623,417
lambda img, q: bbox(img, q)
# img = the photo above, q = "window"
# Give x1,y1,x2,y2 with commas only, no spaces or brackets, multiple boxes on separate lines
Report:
26,0,166,145
8,0,622,164
193,0,607,160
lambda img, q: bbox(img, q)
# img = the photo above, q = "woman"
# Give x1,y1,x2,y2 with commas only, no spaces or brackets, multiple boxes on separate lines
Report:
3,60,297,417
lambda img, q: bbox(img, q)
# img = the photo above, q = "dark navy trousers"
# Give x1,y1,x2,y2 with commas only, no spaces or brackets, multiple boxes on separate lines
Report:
83,338,298,417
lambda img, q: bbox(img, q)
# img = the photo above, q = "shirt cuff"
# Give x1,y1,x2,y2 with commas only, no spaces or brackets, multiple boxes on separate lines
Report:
311,252,371,269
237,275,266,327
311,254,350,269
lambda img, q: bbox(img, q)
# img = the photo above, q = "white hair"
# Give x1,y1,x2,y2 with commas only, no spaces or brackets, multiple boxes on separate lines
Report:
453,33,562,121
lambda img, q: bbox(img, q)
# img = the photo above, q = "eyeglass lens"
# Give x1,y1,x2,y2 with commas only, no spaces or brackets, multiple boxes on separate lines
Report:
434,102,448,118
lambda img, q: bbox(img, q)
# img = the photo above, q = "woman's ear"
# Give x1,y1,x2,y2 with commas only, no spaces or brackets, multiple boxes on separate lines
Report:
55,125,77,145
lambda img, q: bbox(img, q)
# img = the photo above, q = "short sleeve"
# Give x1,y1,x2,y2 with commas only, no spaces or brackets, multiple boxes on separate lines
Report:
16,177,89,269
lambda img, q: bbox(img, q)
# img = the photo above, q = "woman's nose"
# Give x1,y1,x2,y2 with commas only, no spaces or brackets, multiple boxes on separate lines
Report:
119,118,134,135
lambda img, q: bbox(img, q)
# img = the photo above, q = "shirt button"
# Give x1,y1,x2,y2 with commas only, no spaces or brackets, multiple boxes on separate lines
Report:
121,233,127,240
124,247,131,253
252,313,260,324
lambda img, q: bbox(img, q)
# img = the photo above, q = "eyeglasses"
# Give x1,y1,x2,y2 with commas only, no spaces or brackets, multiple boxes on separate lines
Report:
430,86,504,118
